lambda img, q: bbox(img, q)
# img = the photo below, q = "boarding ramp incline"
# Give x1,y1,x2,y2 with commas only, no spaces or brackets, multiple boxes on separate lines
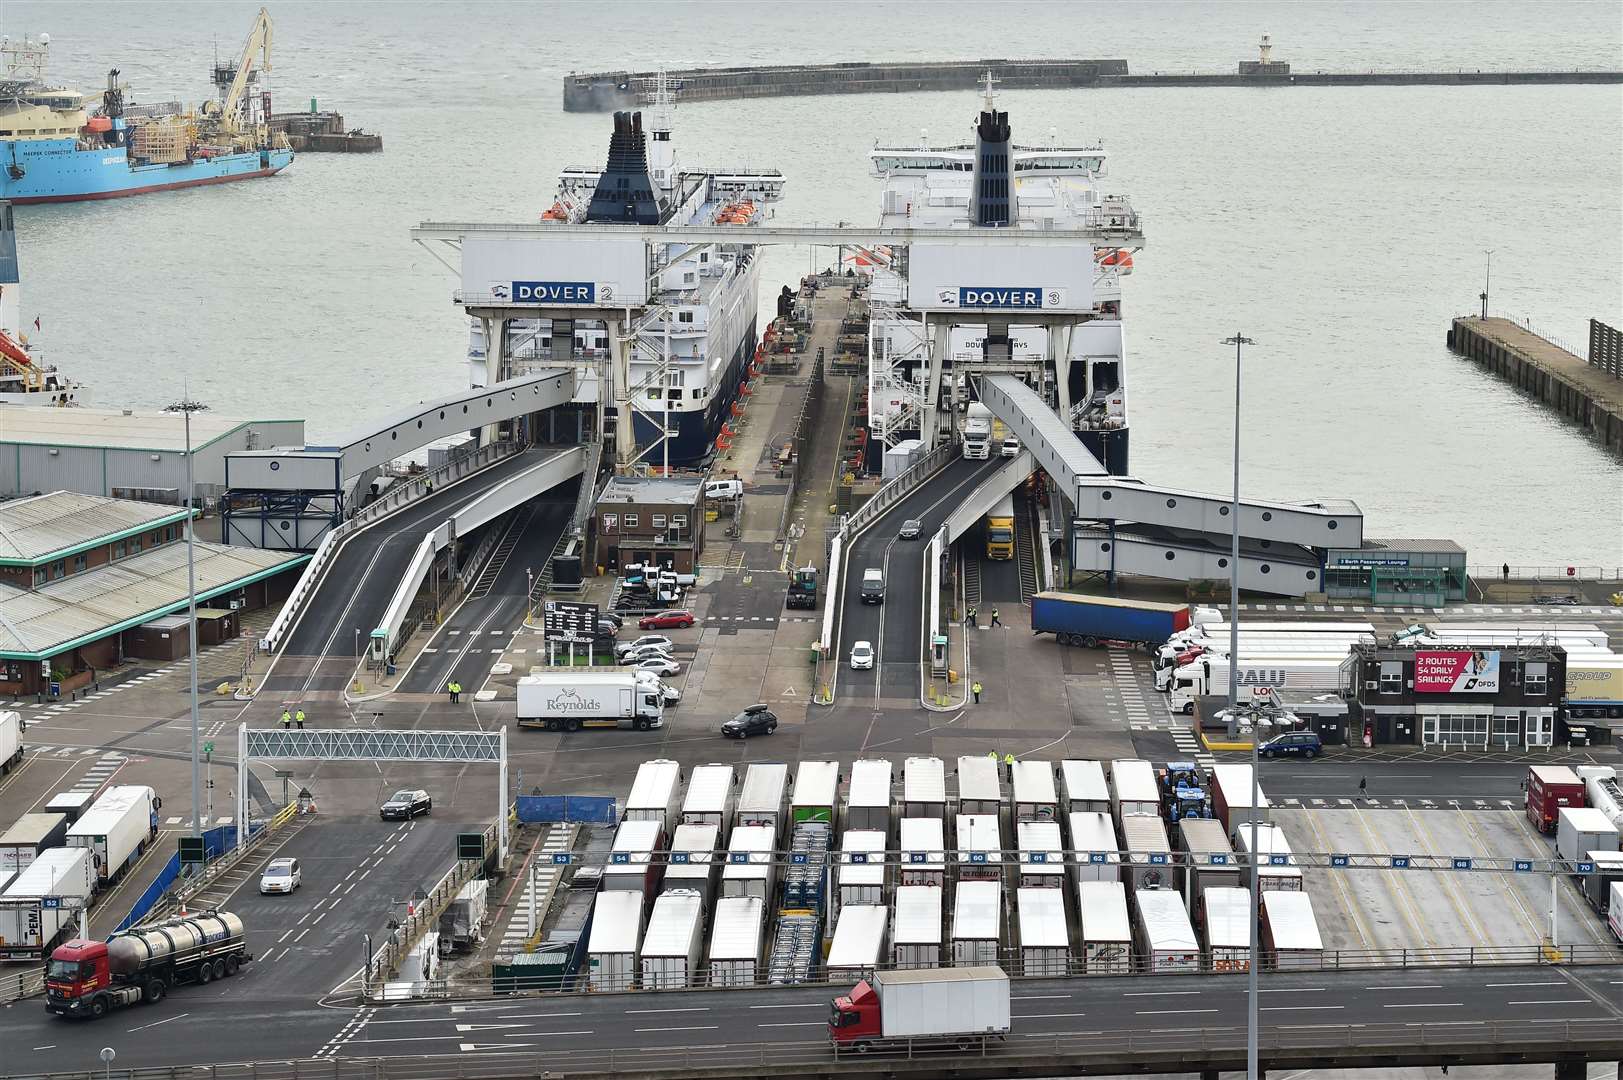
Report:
1072,523,1322,594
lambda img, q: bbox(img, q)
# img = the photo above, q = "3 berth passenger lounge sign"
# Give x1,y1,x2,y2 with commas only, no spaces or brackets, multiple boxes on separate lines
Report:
1414,649,1501,694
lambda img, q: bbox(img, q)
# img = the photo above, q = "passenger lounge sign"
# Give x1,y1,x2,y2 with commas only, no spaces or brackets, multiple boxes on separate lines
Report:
1414,649,1501,694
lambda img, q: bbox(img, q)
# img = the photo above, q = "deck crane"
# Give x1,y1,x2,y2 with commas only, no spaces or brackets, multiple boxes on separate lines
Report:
200,7,273,143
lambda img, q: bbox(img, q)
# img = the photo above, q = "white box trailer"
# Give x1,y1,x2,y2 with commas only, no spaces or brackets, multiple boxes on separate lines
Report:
586,889,645,991
625,759,683,833
831,966,1010,1047
707,895,765,986
847,759,893,835
1260,889,1323,969
603,818,665,896
1211,764,1272,834
0,813,70,875
67,784,156,888
1067,811,1121,884
839,829,888,912
641,889,705,989
827,903,888,982
1201,886,1252,972
1059,759,1110,814
1610,882,1623,943
664,822,719,907
0,711,22,774
899,816,946,887
681,764,734,829
955,814,1003,882
1017,821,1065,889
721,824,777,903
903,757,947,820
1178,817,1241,909
793,760,840,826
1016,886,1070,976
43,791,94,825
0,847,96,960
1556,807,1621,865
1109,760,1160,820
1120,813,1176,892
1232,823,1302,892
892,884,943,969
1012,761,1059,823
1077,879,1131,974
950,879,1002,965
956,755,1002,815
736,762,789,839
1135,888,1199,973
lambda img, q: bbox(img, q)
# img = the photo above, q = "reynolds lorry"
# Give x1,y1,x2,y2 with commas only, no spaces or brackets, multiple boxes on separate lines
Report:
67,785,158,890
45,910,250,1018
1032,593,1191,653
516,671,665,732
0,847,95,961
829,966,1010,1051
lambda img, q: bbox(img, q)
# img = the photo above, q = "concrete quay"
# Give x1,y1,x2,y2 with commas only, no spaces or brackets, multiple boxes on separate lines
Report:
1449,316,1623,460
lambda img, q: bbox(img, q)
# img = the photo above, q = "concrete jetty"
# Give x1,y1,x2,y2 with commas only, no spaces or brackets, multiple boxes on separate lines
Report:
1448,316,1623,460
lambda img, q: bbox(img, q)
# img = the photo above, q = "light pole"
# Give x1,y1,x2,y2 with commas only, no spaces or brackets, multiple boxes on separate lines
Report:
166,397,207,839
1219,332,1259,1080
1480,249,1493,319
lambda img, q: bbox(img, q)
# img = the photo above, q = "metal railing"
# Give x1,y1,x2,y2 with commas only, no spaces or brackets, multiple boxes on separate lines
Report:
1466,564,1623,584
0,966,42,1005
1483,309,1588,361
361,823,496,996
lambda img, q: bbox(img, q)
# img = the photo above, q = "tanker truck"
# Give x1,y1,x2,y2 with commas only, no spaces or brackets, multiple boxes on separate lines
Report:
44,910,250,1019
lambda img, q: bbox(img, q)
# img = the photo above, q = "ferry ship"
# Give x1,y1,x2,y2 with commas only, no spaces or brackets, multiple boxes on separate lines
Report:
0,200,81,405
468,80,781,464
864,86,1137,474
0,18,291,204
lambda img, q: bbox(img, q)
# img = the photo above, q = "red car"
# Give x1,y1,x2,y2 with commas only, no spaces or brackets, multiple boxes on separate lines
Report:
639,609,696,630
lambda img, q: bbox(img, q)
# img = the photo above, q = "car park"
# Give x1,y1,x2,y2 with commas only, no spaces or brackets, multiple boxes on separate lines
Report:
380,788,432,820
722,705,778,738
633,657,682,678
259,857,301,894
639,609,696,630
850,640,875,669
898,519,922,540
1259,731,1323,759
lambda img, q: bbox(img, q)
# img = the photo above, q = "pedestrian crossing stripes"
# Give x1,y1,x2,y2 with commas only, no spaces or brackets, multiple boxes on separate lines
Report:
499,824,577,950
1169,727,1218,770
68,751,126,794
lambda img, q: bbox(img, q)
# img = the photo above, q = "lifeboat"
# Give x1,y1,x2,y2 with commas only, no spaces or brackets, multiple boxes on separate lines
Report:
541,202,568,222
1095,248,1134,273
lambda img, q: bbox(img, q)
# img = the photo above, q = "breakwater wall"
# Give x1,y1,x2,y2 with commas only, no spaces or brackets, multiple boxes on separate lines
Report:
1448,316,1623,461
563,59,1623,111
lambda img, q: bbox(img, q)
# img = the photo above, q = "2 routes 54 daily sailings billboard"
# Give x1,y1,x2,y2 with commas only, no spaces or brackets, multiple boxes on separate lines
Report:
1414,650,1501,694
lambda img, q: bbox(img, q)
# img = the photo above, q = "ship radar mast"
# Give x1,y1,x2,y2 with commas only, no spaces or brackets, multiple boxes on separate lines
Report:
979,69,1000,114
647,69,677,194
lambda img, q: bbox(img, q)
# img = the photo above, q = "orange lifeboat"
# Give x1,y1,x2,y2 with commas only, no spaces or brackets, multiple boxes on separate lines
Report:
541,202,568,222
1095,248,1134,273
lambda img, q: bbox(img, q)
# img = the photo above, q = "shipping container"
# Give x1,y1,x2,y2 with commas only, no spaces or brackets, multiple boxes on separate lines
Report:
1260,889,1323,969
1526,765,1586,835
640,889,705,989
827,903,888,982
955,814,1003,883
898,816,946,888
1066,811,1120,884
663,823,719,907
1059,759,1110,814
1077,879,1131,974
721,824,777,903
956,755,1002,815
903,757,947,820
839,830,888,912
1016,886,1069,976
0,813,69,875
736,762,789,840
1201,886,1252,972
1109,760,1160,820
1120,813,1176,892
793,761,840,825
603,819,665,896
1210,764,1271,835
950,879,1002,965
1134,888,1199,972
1556,807,1620,865
707,895,765,987
681,764,734,829
1017,821,1065,889
892,884,943,969
847,759,893,835
67,785,156,887
1178,818,1241,910
585,890,645,991
625,759,683,833
0,847,96,960
1012,761,1059,823
1232,823,1303,892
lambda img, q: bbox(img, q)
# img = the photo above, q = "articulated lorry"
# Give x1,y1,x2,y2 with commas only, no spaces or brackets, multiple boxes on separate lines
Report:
67,785,159,890
961,403,993,460
0,711,23,775
1032,593,1191,653
516,671,665,732
45,910,250,1019
1168,656,1347,715
0,847,96,961
829,966,1010,1051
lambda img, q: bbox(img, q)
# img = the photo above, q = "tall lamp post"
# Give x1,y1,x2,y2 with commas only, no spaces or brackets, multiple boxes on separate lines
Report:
1219,332,1259,1080
165,397,208,839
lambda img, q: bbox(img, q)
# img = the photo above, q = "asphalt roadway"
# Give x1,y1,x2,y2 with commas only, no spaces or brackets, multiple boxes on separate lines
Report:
3,961,1617,1072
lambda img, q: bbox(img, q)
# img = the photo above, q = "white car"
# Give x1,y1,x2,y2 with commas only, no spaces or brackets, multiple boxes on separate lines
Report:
634,657,681,677
621,643,675,664
616,635,675,658
259,857,301,894
659,683,682,705
850,640,875,670
1000,436,1020,458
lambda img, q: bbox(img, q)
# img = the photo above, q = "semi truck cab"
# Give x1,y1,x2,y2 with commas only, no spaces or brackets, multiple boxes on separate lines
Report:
44,939,143,1016
828,980,880,1043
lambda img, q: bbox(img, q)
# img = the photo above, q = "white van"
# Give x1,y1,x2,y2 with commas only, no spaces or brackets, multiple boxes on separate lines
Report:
1000,436,1020,458
704,479,744,500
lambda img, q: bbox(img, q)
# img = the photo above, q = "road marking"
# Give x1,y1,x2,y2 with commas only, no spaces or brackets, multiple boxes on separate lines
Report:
1364,983,1443,990
1259,987,1325,993
1011,994,1072,1000
1124,990,1201,996
277,928,295,943
1508,999,1594,1006
1137,1008,1218,1015
1383,1002,1462,1008
455,1023,530,1032
126,1012,189,1032
633,1025,718,1032
747,1003,824,1009
625,1007,709,1014
294,929,310,943
31,1046,55,1051
1486,980,1565,988
373,844,385,854
1017,1011,1089,1019
758,1021,826,1028
329,897,343,908
1262,1005,1345,1011
329,883,343,894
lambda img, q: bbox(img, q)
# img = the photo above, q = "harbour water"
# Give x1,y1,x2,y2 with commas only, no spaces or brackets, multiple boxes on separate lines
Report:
7,0,1620,565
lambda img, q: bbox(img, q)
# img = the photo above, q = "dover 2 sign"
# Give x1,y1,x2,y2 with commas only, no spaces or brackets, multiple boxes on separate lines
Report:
1414,649,1501,694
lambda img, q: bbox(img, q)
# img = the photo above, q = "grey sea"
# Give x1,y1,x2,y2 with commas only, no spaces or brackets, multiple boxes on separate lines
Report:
7,0,1621,565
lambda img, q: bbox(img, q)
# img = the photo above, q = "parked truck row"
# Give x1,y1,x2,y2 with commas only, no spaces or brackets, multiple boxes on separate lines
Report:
1525,765,1623,941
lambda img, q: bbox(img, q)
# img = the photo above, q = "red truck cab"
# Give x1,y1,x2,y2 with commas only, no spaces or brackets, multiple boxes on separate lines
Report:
1526,766,1586,835
44,939,111,1007
828,979,881,1043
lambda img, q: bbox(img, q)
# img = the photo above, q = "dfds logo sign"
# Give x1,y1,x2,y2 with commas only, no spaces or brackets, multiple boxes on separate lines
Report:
939,286,1066,310
499,281,616,304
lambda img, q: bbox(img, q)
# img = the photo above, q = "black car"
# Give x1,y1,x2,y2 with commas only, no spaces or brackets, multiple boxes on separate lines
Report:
722,705,778,739
380,788,433,820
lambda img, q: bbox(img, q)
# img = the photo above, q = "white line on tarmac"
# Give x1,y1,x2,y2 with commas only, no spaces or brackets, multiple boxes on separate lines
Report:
624,1007,709,1014
1364,983,1443,990
1011,994,1071,1000
1137,1008,1218,1015
1508,999,1595,1006
1124,990,1202,997
758,1021,826,1028
1017,1012,1089,1019
633,1025,718,1033
277,929,295,943
1383,1002,1462,1008
1259,987,1325,993
748,1003,823,1009
1486,980,1565,988
1262,1005,1345,1012
127,1012,189,1032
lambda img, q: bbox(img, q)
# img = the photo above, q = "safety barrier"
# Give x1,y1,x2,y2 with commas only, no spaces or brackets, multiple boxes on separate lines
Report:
1467,564,1623,584
0,967,42,1005
515,795,618,823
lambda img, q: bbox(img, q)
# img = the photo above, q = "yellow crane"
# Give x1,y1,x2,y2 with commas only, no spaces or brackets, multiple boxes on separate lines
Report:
200,7,273,143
